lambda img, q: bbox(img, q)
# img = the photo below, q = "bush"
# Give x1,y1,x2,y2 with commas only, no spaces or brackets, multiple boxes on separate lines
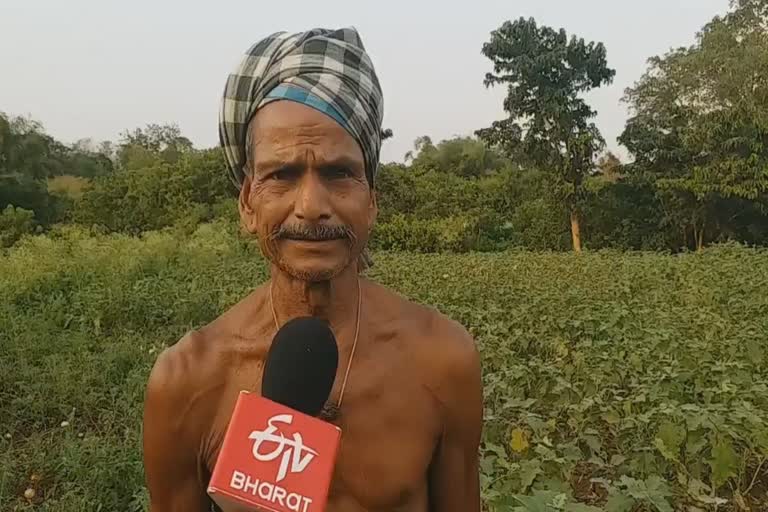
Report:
0,205,36,247
374,165,573,252
1,228,767,510
72,149,234,235
376,166,487,221
507,198,570,251
582,177,673,251
371,213,501,252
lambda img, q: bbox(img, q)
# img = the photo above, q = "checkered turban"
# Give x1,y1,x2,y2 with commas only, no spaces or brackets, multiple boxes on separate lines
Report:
219,27,384,189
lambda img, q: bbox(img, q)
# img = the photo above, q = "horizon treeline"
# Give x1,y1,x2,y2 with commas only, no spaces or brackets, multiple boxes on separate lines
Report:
2,0,767,252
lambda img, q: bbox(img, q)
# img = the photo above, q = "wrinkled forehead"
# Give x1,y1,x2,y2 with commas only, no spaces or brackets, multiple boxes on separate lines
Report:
246,100,365,170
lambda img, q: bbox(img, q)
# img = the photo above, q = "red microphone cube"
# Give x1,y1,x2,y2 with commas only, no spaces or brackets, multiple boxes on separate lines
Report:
208,391,342,512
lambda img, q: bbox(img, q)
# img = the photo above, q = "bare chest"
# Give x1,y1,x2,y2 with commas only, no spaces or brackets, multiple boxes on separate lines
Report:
327,371,441,510
204,349,442,511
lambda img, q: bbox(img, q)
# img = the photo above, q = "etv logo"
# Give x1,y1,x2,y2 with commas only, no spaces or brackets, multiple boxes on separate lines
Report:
248,414,319,482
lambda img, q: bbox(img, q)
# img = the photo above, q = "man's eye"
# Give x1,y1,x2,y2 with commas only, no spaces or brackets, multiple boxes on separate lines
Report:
269,168,297,180
327,167,353,179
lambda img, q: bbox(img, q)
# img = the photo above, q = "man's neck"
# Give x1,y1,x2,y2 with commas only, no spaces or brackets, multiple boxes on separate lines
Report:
268,265,360,333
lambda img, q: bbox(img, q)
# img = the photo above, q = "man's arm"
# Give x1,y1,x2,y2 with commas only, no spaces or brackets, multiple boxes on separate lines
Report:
427,319,484,512
143,343,211,512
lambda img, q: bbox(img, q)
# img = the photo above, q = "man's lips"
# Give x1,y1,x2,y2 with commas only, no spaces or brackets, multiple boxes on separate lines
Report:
281,236,345,242
280,237,346,247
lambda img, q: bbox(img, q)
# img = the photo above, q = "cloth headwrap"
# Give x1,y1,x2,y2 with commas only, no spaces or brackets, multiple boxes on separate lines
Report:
219,27,384,189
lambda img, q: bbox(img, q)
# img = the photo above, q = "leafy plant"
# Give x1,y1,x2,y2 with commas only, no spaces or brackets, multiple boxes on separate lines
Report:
1,225,767,510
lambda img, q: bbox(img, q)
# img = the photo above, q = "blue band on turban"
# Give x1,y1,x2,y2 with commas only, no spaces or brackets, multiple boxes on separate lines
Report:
261,84,353,136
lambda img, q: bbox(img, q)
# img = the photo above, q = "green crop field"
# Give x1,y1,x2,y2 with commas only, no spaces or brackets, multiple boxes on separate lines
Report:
1,221,767,511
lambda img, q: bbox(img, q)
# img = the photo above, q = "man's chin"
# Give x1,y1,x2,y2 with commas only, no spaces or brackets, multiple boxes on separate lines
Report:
274,258,351,283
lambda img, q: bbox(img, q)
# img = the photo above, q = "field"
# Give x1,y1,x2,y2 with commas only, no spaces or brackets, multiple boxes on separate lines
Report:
1,221,767,511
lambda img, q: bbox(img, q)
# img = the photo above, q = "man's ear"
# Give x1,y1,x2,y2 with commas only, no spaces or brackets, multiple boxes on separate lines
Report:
238,173,259,235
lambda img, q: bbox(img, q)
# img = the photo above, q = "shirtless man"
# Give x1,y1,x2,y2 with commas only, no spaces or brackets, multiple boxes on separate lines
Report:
142,27,483,512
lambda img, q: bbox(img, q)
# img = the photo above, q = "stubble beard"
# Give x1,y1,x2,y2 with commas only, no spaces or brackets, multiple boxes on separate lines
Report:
260,239,361,283
275,254,349,283
261,222,364,282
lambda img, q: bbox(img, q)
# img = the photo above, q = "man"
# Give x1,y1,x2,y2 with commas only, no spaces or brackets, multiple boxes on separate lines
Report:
142,27,483,512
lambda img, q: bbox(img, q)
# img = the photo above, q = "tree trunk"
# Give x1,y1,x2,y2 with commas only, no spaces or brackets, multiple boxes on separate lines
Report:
570,207,582,253
691,214,706,252
695,226,705,252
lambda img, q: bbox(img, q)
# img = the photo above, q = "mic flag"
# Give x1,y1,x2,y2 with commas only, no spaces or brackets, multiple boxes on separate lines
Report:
207,317,342,512
207,393,342,512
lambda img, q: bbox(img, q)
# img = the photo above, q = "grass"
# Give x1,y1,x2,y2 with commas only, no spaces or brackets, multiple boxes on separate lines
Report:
1,221,767,511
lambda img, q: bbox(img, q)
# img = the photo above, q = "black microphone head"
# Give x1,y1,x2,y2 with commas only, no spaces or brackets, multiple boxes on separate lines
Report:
261,316,339,417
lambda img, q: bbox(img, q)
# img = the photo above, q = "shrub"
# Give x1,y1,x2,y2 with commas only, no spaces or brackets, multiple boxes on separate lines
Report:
371,213,500,252
0,205,36,247
1,229,766,510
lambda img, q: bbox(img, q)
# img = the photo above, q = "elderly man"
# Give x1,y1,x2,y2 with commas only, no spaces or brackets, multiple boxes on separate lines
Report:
142,27,483,512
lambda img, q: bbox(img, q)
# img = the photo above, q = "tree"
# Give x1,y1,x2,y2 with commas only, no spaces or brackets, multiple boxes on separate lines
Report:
404,135,435,163
596,152,623,182
405,135,509,178
619,0,768,250
475,17,616,252
73,147,234,235
0,113,63,180
0,205,36,247
117,123,194,169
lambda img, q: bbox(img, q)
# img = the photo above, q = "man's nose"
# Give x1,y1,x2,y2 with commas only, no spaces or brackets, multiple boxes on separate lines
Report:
293,170,332,221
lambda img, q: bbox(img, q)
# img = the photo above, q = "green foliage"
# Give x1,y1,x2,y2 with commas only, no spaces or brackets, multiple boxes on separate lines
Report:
620,0,768,249
403,135,511,178
0,113,68,180
371,213,500,252
0,205,36,247
374,162,572,251
0,113,112,181
377,164,493,220
3,3,768,259
507,198,570,251
0,175,50,220
0,113,112,232
72,148,234,235
615,476,673,512
476,17,616,250
117,123,193,169
1,227,767,510
582,177,674,251
476,18,615,169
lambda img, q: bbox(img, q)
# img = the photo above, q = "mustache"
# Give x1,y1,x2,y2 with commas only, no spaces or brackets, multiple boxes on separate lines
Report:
269,223,356,242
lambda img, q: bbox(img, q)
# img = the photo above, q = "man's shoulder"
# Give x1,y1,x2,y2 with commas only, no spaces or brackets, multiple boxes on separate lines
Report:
146,287,266,390
392,289,482,424
377,282,474,353
420,308,481,398
145,329,217,414
367,280,480,393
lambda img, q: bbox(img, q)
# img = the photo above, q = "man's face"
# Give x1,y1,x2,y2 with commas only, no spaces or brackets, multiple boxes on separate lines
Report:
239,100,377,282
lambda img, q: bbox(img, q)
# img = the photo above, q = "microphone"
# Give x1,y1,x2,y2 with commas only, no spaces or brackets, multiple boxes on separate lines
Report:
208,317,342,512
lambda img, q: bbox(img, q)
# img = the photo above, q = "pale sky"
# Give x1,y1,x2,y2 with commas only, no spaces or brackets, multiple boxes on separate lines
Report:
1,0,728,164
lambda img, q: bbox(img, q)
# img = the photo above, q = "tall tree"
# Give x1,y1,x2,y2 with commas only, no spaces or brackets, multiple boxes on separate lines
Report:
620,0,768,251
405,135,509,177
0,113,63,180
404,135,436,163
117,123,194,169
596,152,623,182
476,17,615,252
